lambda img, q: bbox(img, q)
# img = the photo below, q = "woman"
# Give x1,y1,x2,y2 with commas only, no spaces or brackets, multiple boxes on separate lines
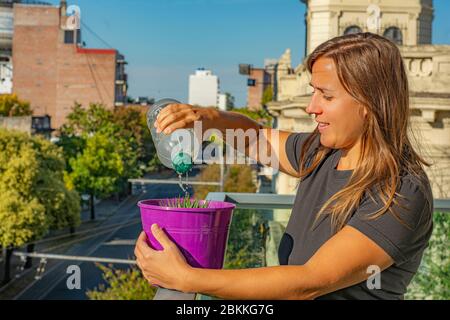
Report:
134,33,434,300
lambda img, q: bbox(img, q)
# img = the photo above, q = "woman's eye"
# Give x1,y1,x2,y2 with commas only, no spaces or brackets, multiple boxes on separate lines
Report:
323,95,333,101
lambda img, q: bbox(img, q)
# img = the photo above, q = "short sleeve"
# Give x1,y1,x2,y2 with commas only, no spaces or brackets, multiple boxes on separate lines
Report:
285,132,318,172
348,177,434,265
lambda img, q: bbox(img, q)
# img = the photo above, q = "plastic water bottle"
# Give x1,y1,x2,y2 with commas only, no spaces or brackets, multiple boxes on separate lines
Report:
147,98,196,175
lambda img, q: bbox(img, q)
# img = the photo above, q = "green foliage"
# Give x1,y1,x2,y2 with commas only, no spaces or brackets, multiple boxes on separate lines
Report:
65,133,124,198
0,129,80,248
406,212,450,300
193,164,221,200
261,86,274,106
56,134,86,165
159,195,210,208
147,154,163,173
224,92,235,111
223,165,257,193
112,105,162,174
194,164,256,200
230,107,273,127
61,103,114,136
113,106,156,166
224,209,266,269
32,138,81,230
59,103,143,198
0,94,32,117
87,264,157,300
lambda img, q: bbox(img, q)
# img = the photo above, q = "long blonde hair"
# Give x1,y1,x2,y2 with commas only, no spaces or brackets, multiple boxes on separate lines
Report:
300,32,430,233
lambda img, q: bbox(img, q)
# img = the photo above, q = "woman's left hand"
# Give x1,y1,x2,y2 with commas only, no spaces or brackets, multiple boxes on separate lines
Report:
134,224,192,292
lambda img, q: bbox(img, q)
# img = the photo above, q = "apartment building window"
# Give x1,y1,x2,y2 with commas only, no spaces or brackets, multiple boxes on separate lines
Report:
64,30,82,44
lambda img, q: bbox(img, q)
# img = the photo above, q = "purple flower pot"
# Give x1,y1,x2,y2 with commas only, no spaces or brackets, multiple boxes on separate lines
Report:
138,199,235,269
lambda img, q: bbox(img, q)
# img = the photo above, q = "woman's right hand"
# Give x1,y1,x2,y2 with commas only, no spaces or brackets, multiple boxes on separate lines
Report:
154,103,217,135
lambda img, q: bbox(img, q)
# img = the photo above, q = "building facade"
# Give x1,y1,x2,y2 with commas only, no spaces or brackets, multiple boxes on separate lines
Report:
188,68,220,108
0,114,53,138
304,0,433,55
11,0,128,129
268,0,450,200
240,59,278,111
218,93,227,111
246,68,271,111
0,1,14,94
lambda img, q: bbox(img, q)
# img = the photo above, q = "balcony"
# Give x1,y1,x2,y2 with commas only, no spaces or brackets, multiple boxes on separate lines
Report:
153,192,450,300
115,73,128,85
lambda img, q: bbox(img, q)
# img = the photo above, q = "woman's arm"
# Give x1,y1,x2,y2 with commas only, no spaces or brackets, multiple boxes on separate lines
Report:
154,104,300,177
135,224,393,300
185,226,393,299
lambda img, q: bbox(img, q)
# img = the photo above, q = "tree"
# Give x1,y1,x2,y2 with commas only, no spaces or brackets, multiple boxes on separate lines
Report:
224,208,266,270
112,106,160,174
59,103,143,218
225,92,235,111
229,107,273,127
61,103,114,136
261,86,273,106
87,264,157,300
0,94,32,117
64,132,125,220
0,129,80,284
223,165,256,194
406,212,450,300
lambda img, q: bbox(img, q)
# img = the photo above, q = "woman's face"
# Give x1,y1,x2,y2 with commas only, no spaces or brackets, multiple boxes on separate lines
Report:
306,57,367,150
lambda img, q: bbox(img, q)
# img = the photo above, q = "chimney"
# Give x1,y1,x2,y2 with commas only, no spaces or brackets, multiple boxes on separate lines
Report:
59,0,67,29
60,0,67,17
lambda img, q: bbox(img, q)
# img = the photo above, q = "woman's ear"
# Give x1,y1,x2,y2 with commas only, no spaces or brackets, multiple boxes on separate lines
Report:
357,104,368,119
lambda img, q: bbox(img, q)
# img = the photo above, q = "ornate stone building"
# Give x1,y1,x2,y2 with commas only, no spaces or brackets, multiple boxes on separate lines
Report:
268,0,450,199
263,0,450,265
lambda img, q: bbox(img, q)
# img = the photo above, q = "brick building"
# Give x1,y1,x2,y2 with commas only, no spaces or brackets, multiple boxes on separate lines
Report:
240,59,278,111
12,0,127,129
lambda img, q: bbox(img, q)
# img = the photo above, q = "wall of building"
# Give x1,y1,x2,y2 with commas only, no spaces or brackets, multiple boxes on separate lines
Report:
188,69,219,107
12,4,59,123
0,4,13,94
218,93,227,111
305,0,433,54
12,3,122,129
0,115,31,134
247,68,270,110
401,45,450,94
55,47,116,128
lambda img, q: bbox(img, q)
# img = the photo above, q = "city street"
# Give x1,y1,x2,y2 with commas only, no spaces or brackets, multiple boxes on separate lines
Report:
13,180,192,300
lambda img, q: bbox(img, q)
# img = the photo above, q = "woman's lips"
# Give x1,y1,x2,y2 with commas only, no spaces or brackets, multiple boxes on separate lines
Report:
317,122,330,133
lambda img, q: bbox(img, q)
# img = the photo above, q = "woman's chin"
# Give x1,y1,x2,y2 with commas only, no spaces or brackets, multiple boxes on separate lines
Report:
319,135,335,149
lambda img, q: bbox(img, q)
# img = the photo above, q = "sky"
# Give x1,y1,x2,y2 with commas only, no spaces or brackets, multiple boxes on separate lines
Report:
47,0,450,107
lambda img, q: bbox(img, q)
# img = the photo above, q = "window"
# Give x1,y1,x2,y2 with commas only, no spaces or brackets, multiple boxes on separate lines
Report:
64,30,82,44
383,27,403,45
344,26,362,35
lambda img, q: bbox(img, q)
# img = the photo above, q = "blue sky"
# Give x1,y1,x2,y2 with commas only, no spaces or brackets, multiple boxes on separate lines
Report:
48,0,450,107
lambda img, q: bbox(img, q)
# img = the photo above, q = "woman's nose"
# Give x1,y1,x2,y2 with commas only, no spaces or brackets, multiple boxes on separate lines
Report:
306,95,323,115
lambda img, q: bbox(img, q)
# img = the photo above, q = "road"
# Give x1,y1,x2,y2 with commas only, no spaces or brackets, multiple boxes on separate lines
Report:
15,182,192,300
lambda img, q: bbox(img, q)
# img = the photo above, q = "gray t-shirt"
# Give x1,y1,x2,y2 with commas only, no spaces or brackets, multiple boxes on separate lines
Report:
279,132,434,300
